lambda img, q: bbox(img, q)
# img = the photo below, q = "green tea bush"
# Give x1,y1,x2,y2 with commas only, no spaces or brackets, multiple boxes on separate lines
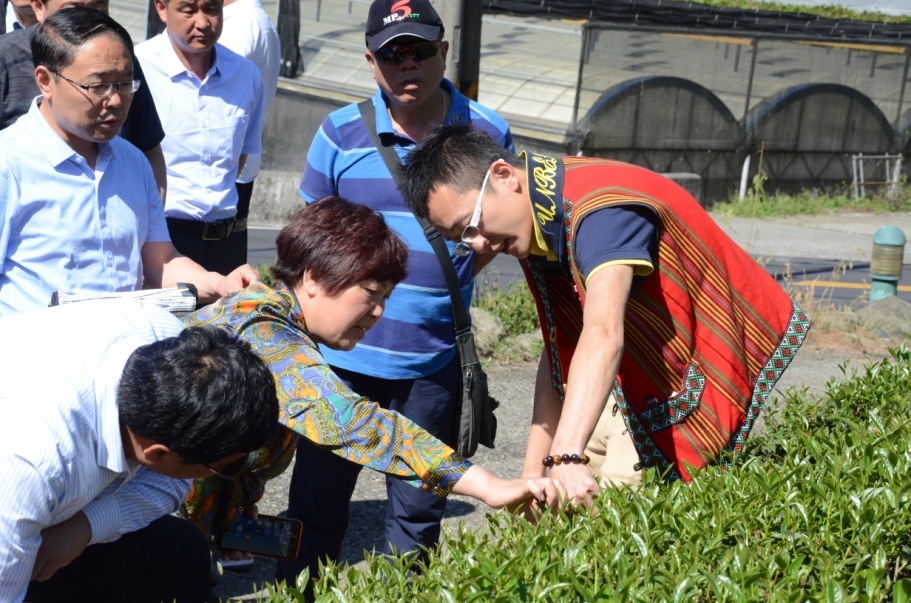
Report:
255,346,911,602
474,281,539,339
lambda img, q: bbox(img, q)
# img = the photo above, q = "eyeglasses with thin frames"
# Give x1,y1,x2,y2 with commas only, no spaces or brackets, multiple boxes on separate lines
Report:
204,452,251,481
373,41,440,65
52,70,141,99
454,168,493,257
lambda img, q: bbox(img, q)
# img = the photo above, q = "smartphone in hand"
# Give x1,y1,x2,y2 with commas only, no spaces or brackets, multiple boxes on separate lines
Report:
219,514,303,560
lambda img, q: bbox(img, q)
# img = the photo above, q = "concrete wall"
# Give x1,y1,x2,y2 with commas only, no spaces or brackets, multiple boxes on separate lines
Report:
250,83,362,227
252,74,898,218
575,77,905,203
745,84,897,196
578,77,742,204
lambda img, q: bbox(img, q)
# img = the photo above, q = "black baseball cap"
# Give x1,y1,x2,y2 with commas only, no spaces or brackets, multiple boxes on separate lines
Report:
365,0,445,51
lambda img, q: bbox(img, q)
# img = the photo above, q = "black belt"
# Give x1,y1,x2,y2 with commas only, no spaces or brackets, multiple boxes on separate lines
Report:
166,217,247,241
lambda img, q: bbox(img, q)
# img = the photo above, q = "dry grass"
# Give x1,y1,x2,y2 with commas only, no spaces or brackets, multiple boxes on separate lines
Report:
771,258,901,358
800,309,894,357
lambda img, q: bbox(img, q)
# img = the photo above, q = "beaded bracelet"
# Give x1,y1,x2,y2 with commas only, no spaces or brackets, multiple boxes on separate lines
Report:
542,453,590,468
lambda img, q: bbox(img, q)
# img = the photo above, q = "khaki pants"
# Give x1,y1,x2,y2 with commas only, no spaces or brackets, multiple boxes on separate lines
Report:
584,394,643,487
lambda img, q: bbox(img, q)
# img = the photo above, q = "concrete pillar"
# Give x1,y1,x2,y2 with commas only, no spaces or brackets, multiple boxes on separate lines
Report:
432,0,481,100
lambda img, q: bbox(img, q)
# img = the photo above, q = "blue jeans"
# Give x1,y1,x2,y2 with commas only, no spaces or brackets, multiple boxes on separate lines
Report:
275,354,460,588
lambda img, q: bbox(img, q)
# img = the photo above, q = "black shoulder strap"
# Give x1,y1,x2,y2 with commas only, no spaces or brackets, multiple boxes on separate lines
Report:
357,100,471,334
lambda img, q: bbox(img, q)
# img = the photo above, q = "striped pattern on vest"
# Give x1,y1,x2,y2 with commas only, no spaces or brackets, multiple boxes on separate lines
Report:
523,157,810,482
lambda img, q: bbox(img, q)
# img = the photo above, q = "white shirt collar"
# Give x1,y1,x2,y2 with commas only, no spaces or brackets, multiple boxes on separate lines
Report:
151,32,221,81
26,97,114,169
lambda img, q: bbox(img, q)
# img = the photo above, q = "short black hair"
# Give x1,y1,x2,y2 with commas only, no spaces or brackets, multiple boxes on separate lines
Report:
118,327,278,465
32,7,133,72
401,123,523,218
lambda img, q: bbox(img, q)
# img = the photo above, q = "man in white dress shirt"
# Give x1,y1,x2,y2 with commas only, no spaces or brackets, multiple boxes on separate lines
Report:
0,7,259,317
0,300,278,603
137,0,264,274
218,0,278,264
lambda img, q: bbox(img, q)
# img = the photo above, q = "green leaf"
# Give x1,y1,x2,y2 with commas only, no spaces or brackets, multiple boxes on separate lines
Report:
895,579,911,603
629,532,648,558
826,580,845,603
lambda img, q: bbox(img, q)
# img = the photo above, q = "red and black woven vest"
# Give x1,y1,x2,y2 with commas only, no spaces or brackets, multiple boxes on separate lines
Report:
522,156,810,482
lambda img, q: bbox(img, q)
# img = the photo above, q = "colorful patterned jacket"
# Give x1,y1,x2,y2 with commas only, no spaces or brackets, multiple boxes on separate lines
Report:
179,281,470,536
522,154,810,482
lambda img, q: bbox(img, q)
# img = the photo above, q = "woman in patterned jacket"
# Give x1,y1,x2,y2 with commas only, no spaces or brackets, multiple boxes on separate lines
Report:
180,196,564,571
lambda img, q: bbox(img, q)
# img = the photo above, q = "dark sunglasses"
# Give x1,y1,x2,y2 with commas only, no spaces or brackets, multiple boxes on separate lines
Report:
373,41,440,65
204,452,251,481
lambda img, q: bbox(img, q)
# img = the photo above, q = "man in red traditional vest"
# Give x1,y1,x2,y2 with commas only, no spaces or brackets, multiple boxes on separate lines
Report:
402,124,810,505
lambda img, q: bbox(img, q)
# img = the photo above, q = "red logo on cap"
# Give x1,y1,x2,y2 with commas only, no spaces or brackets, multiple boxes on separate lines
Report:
391,0,412,18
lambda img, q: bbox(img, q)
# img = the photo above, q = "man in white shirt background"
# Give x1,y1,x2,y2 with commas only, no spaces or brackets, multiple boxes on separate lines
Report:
219,0,279,264
137,0,264,274
0,7,258,316
0,299,279,603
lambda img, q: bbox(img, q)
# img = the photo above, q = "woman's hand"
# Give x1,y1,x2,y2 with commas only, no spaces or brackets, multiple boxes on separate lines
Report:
488,476,568,513
451,466,568,514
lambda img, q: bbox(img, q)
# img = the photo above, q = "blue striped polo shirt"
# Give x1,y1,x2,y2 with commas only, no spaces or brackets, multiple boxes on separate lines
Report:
299,79,514,379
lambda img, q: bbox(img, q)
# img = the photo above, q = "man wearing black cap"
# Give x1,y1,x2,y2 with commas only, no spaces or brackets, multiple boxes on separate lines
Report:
276,0,515,588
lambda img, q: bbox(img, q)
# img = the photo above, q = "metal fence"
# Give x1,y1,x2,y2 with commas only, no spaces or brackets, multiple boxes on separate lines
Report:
571,24,911,200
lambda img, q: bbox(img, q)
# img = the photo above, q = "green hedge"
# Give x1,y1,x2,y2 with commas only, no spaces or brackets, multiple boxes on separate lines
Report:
689,0,911,24
254,347,911,602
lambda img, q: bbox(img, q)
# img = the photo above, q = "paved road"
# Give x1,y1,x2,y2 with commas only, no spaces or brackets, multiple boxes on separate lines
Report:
248,221,911,309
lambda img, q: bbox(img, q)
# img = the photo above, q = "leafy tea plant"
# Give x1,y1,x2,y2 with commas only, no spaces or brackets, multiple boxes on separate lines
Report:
255,264,276,287
251,345,911,602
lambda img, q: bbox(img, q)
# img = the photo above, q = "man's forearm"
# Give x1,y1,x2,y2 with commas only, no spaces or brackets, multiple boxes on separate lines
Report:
144,241,258,303
473,250,499,275
32,512,91,583
158,256,225,303
82,471,189,545
550,323,622,455
543,325,623,504
523,351,563,476
549,264,632,457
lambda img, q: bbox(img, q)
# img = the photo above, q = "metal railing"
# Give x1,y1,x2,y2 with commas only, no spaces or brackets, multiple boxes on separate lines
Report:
852,153,904,200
